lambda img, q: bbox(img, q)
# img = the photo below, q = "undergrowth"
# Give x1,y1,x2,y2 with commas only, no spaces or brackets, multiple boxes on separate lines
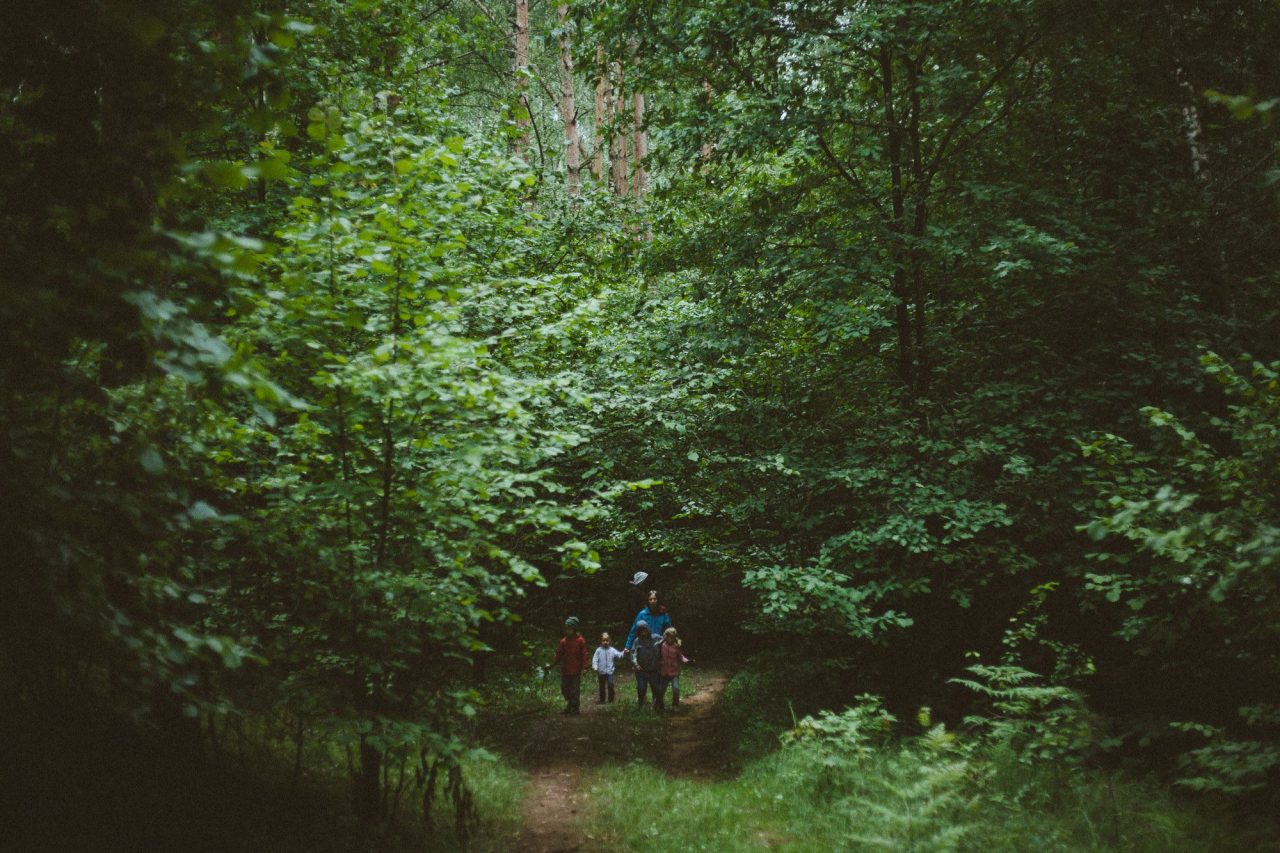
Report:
0,695,524,853
589,692,1279,852
718,655,855,764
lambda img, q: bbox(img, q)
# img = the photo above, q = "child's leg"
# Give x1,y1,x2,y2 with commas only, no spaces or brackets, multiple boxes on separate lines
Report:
671,674,681,707
597,673,607,703
606,672,616,702
653,675,668,711
635,671,649,707
560,672,573,713
567,673,581,714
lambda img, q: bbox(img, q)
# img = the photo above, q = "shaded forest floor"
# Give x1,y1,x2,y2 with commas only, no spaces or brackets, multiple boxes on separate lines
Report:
479,662,1280,853
483,667,732,852
8,664,1278,852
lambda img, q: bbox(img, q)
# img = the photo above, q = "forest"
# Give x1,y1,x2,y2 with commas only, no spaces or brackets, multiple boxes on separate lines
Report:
1,0,1278,850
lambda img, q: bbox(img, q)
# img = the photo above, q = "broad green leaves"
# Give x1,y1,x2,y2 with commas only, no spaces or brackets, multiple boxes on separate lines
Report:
1084,353,1280,791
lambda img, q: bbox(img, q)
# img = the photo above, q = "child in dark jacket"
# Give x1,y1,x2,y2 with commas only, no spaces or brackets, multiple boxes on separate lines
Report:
550,616,590,715
630,622,662,710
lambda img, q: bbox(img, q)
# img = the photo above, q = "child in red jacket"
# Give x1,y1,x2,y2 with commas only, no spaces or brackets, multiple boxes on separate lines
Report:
656,627,692,712
549,616,590,715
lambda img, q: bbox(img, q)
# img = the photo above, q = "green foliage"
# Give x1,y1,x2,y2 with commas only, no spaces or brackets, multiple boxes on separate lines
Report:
0,0,304,718
8,0,1280,840
584,6,1280,808
781,693,899,759
2,0,612,832
951,664,1097,766
589,706,1271,852
1083,352,1280,794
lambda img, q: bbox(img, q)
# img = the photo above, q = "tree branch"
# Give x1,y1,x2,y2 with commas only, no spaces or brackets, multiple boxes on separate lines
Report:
814,128,888,219
922,31,1040,187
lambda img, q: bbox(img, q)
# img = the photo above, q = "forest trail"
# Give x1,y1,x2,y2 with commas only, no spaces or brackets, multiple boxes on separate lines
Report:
512,668,732,852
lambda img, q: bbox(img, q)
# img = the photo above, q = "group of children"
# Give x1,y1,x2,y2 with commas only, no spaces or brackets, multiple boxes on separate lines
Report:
549,612,691,716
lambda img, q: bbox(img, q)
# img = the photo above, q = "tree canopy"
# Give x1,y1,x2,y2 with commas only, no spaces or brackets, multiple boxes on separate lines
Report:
2,0,1278,842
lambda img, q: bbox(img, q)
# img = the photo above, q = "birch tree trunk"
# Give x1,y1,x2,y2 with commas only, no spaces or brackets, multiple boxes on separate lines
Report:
1177,70,1209,181
557,4,581,197
631,91,648,199
513,0,531,159
1166,13,1226,315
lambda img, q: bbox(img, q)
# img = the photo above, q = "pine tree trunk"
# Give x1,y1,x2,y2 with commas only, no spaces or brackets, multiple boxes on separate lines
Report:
610,60,628,196
592,45,607,181
557,4,581,198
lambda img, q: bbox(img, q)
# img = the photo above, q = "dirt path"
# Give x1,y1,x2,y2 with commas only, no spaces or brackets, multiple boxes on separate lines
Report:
662,669,733,779
512,668,732,852
519,762,592,853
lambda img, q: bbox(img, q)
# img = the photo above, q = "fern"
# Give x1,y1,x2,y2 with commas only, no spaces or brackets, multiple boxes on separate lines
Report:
951,664,1096,765
844,754,978,852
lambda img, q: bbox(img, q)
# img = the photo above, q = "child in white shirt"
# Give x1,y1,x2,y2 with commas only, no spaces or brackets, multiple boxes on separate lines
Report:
591,632,627,703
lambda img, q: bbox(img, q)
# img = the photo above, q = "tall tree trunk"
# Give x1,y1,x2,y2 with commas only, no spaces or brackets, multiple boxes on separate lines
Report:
592,45,607,181
906,53,929,398
879,44,915,393
610,60,628,196
513,0,531,158
631,91,648,199
699,80,714,165
1179,82,1208,180
557,4,581,198
1167,12,1228,316
356,734,382,824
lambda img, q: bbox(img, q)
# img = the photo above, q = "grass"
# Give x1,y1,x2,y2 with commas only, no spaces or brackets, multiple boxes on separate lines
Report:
438,752,527,853
28,654,1264,852
472,657,678,768
584,734,1279,852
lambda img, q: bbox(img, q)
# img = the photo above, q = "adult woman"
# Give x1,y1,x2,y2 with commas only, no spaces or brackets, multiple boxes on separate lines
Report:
624,590,673,653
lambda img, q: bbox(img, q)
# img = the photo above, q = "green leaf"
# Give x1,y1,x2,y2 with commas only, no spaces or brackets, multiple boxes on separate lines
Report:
188,502,220,522
140,447,165,475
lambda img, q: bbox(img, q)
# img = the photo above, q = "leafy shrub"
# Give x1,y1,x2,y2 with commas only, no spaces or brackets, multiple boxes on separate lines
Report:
1084,353,1280,795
